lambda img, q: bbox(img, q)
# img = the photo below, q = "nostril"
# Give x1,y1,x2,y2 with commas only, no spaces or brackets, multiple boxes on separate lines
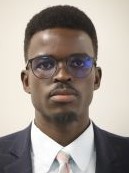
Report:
54,77,71,83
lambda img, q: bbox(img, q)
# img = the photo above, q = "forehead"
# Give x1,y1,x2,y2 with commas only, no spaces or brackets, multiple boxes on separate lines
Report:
27,28,94,59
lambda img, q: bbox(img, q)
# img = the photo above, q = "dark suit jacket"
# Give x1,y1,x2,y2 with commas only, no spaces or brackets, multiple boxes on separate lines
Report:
0,123,129,173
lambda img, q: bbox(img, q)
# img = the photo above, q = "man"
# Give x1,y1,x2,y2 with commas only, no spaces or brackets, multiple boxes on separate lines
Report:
0,5,129,173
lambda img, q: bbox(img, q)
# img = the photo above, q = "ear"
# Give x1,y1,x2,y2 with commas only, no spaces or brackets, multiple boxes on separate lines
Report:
21,70,31,94
94,67,102,90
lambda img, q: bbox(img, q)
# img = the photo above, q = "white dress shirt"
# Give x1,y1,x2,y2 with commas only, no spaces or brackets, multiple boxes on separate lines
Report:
31,121,96,173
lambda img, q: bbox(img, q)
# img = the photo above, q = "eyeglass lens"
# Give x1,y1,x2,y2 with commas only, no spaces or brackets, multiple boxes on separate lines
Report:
30,54,94,78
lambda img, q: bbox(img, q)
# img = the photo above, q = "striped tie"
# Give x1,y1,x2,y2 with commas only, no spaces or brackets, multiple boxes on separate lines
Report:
56,151,72,173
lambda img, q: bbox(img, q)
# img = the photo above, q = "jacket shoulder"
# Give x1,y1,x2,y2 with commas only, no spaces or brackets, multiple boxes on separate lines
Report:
93,123,129,157
95,124,129,141
0,125,31,153
93,123,129,172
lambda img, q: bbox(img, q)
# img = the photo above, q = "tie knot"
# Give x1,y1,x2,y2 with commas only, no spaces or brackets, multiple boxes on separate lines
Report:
56,151,70,164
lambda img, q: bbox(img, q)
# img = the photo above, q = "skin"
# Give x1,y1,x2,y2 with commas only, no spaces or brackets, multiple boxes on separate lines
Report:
21,28,102,146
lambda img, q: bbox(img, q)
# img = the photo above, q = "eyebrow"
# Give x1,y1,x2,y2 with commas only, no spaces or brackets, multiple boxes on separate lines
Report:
28,52,94,60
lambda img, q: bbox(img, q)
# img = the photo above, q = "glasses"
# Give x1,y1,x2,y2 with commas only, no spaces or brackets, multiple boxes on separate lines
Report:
26,54,96,79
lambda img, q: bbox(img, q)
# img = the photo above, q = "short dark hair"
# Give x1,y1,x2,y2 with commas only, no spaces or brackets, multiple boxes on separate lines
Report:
24,5,98,62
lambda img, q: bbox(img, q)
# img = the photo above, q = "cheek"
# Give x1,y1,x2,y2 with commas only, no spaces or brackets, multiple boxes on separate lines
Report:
79,74,95,106
29,77,48,109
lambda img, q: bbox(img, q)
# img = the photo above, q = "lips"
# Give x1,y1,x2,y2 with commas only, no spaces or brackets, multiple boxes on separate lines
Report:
49,88,78,103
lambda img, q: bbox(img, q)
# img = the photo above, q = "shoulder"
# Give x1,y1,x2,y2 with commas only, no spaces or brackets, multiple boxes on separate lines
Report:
94,123,129,140
93,123,129,172
0,125,31,141
0,125,31,153
93,123,129,153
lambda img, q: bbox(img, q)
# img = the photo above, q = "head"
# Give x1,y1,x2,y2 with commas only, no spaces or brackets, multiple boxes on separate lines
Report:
24,5,98,61
21,5,101,128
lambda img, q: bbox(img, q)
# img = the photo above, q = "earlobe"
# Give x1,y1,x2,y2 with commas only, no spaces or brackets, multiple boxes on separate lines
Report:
21,70,31,94
94,67,102,90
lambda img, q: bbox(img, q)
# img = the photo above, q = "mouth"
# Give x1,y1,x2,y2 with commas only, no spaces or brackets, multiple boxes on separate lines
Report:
49,88,78,103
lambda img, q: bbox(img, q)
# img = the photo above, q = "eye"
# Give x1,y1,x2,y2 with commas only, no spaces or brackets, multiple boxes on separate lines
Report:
33,57,56,71
71,58,85,68
69,55,93,69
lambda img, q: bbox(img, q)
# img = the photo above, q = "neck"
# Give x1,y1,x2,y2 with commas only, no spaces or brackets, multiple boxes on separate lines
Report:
34,114,90,146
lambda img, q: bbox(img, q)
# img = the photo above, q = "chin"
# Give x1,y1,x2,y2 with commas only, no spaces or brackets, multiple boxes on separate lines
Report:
47,111,78,124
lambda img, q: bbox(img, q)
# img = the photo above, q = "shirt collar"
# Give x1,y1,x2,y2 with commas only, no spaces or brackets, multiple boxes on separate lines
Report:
31,120,95,172
31,121,63,172
63,122,95,171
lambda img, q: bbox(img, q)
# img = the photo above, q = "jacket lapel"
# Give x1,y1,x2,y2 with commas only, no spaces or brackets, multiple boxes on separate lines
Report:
4,155,32,173
93,124,116,173
3,125,32,173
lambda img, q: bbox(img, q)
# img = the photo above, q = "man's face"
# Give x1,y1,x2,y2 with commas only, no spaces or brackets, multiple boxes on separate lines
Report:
21,28,101,125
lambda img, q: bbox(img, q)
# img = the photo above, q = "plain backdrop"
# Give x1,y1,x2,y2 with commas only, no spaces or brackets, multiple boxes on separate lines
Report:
0,0,129,137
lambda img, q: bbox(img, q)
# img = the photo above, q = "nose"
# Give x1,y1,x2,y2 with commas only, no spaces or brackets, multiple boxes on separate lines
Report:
53,64,72,82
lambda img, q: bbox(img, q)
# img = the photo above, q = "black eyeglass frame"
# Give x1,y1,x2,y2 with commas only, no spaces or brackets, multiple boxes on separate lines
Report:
25,54,97,79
